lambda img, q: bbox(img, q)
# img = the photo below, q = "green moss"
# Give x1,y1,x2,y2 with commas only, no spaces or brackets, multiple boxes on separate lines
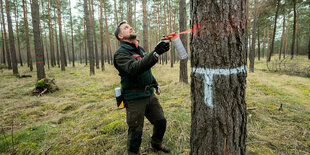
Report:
99,120,127,135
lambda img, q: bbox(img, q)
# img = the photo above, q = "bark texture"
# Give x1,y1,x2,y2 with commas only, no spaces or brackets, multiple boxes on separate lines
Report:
31,0,45,80
1,0,11,69
267,0,280,62
249,0,258,72
56,0,66,70
84,0,94,75
100,0,105,70
190,0,248,154
291,0,297,59
179,0,188,83
22,0,33,71
142,0,148,52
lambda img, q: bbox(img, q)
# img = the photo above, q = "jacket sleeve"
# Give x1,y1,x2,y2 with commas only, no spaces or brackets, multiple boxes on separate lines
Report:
114,51,158,76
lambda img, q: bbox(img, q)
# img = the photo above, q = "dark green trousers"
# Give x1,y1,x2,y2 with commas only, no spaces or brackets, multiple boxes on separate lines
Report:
126,94,167,154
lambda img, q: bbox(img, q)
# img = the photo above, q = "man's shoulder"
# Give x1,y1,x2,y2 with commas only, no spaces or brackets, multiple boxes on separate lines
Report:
114,46,129,56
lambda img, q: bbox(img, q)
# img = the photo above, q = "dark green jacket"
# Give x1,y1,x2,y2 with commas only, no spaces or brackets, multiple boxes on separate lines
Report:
114,41,158,101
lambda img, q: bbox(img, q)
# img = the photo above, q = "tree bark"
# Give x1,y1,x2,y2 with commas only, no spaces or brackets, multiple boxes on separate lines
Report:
190,0,247,154
0,20,5,65
134,0,136,30
31,0,46,80
56,0,65,70
1,0,11,69
290,0,296,59
179,0,188,83
14,1,22,66
100,0,105,70
90,0,99,69
69,0,75,67
262,25,266,59
48,0,55,67
142,0,148,52
84,20,88,65
257,25,260,61
5,0,18,74
127,0,132,25
114,0,119,48
308,5,310,60
103,0,112,65
84,0,95,75
279,5,286,60
250,0,258,72
54,8,60,68
267,0,280,62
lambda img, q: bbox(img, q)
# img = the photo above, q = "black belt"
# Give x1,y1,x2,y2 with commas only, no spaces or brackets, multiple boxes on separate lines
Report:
123,84,158,92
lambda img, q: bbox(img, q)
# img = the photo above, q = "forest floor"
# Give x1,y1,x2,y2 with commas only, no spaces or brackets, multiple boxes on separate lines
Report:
0,56,309,154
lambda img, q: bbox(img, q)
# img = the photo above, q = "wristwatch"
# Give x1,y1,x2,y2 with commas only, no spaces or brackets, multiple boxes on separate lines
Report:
153,51,159,59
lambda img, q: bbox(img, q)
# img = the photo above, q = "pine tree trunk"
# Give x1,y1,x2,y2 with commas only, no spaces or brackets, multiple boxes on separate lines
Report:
56,0,66,71
308,6,310,60
0,22,5,65
279,6,286,60
65,26,70,66
134,0,136,30
14,3,22,66
54,8,60,68
31,0,45,80
127,0,132,25
103,0,112,65
84,21,88,65
100,0,105,70
164,0,168,65
262,25,266,59
267,0,280,62
84,0,95,75
142,0,148,52
1,0,11,69
5,0,18,74
179,0,188,83
69,0,75,67
250,0,258,72
48,0,55,67
290,0,296,59
296,16,299,56
114,0,119,48
257,25,260,61
190,0,247,154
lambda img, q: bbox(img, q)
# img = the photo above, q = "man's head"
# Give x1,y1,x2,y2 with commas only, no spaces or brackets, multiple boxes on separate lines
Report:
114,21,136,42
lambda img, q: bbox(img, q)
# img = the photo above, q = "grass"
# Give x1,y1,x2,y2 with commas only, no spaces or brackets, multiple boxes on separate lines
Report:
0,56,309,154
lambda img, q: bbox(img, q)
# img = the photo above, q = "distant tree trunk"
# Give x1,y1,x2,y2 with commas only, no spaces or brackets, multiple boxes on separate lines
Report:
69,0,75,67
64,26,70,65
100,0,105,70
179,0,188,83
56,0,66,71
279,6,286,60
78,28,82,64
190,0,247,154
250,0,258,72
1,0,11,69
103,0,112,65
134,0,136,30
164,0,168,65
119,0,124,21
100,0,105,71
84,0,95,75
257,25,260,61
0,21,5,65
31,0,45,80
262,25,266,59
308,6,310,60
22,0,33,70
114,0,119,48
40,1,50,69
284,20,290,59
89,0,99,69
14,2,22,66
127,0,132,25
267,0,280,62
290,0,296,60
84,21,88,65
54,8,60,68
142,0,148,52
5,0,18,74
296,16,299,56
48,0,55,67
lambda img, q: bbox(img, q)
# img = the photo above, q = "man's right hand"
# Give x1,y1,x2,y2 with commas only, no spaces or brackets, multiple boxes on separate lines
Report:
154,41,170,55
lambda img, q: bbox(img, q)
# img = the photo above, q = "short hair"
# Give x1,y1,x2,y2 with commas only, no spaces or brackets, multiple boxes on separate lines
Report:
114,21,127,41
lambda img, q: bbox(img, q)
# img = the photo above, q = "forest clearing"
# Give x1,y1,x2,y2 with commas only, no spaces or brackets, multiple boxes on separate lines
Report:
1,57,309,154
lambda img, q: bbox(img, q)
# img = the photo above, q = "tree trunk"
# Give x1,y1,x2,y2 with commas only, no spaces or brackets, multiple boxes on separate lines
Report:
1,0,11,69
134,0,136,30
257,25,260,61
103,0,112,65
267,0,280,62
5,0,18,74
308,5,310,60
142,0,148,52
250,0,258,72
296,15,299,56
0,21,5,65
262,25,266,59
179,0,188,83
279,6,286,60
84,20,88,65
89,0,99,69
69,0,75,67
190,0,247,154
84,0,95,75
14,2,22,66
127,0,132,25
100,0,105,70
114,0,119,48
164,0,168,65
56,0,66,71
31,0,45,80
48,0,55,67
54,9,60,68
41,1,50,69
290,0,296,59
64,26,70,65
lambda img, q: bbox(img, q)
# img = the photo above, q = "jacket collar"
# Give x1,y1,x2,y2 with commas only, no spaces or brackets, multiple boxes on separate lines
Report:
120,40,140,51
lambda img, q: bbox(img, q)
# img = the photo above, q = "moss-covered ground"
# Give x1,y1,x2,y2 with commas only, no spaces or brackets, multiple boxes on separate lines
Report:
0,56,309,154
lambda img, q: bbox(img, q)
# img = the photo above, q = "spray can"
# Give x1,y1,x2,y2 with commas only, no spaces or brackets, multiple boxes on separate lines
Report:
162,32,188,60
115,87,125,109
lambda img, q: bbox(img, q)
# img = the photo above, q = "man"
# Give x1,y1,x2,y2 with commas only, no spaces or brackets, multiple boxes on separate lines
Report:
113,21,170,154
